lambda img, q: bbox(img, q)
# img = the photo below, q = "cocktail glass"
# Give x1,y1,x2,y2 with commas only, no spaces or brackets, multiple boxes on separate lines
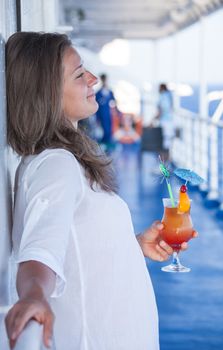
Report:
160,198,193,272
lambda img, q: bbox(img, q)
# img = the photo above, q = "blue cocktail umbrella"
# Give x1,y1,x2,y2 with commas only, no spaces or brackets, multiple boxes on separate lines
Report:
174,168,205,185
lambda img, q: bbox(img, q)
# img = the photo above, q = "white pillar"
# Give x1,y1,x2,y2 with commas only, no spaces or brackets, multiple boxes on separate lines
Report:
0,0,16,309
42,0,59,31
0,1,59,346
198,17,209,192
172,34,180,111
171,33,184,165
152,40,158,97
20,0,59,32
199,17,208,119
0,3,18,345
146,40,159,125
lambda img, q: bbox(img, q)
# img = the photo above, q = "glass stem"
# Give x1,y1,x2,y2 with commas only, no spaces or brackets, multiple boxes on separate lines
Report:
172,251,181,267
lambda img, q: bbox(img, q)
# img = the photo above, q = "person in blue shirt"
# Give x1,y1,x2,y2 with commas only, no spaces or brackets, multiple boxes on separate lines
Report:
95,74,116,150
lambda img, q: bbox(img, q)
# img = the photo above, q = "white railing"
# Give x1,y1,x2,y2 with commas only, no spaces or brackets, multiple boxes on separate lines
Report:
14,320,44,350
172,107,223,208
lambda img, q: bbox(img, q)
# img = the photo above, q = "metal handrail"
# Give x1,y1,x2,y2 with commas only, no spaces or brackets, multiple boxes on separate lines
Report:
172,107,223,206
177,107,223,128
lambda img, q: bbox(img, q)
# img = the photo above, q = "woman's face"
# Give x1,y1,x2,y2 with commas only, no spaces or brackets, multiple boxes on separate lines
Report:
62,47,98,122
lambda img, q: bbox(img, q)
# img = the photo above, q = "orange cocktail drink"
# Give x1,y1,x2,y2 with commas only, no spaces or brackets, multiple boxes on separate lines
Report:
161,205,193,251
160,198,193,272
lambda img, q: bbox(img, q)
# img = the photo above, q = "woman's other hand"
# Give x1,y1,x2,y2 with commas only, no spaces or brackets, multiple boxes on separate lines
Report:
137,220,198,261
5,297,54,349
5,260,56,349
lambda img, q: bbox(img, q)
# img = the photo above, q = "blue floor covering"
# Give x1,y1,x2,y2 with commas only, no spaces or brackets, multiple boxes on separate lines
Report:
114,144,223,350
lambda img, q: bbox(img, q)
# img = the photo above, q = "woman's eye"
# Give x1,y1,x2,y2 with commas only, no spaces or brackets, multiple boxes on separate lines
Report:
76,72,84,79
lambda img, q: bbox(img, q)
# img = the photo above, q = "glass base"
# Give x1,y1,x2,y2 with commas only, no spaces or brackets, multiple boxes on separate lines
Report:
161,252,191,273
161,263,191,273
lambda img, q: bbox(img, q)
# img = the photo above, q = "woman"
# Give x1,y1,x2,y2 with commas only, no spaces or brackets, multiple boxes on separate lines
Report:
5,32,195,350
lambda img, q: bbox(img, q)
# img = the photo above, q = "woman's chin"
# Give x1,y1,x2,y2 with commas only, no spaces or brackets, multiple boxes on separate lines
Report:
89,101,99,115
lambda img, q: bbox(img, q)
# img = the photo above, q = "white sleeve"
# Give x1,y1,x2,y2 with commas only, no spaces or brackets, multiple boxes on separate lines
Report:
16,151,85,298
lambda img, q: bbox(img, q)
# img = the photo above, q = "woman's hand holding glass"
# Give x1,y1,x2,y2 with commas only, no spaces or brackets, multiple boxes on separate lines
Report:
137,221,198,262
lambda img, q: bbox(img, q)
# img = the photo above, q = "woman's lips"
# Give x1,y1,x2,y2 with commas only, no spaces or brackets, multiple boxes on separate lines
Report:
87,93,95,98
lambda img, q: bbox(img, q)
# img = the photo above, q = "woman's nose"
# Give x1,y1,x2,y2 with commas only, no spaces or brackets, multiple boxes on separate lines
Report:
86,71,98,86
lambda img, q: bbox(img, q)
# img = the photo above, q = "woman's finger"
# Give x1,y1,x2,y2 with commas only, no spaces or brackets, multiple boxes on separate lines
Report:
43,313,54,348
10,309,34,341
159,240,173,255
9,338,16,349
180,242,188,250
192,230,198,238
5,306,20,339
152,221,164,231
155,244,170,261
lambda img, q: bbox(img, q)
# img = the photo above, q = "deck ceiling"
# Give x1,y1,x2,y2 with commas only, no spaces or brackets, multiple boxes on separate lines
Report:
59,0,223,50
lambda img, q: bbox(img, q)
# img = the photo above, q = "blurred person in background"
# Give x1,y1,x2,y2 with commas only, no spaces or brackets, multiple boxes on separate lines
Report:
154,83,174,162
95,73,116,152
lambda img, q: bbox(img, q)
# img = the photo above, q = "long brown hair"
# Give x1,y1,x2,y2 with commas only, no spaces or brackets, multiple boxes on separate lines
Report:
6,32,117,192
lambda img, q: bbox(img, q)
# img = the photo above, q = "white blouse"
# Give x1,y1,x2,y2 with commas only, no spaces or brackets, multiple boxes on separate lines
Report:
12,149,159,350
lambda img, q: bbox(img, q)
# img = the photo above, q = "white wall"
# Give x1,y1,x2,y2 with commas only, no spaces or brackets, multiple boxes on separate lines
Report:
21,0,59,32
156,8,223,85
0,0,60,309
0,0,17,307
